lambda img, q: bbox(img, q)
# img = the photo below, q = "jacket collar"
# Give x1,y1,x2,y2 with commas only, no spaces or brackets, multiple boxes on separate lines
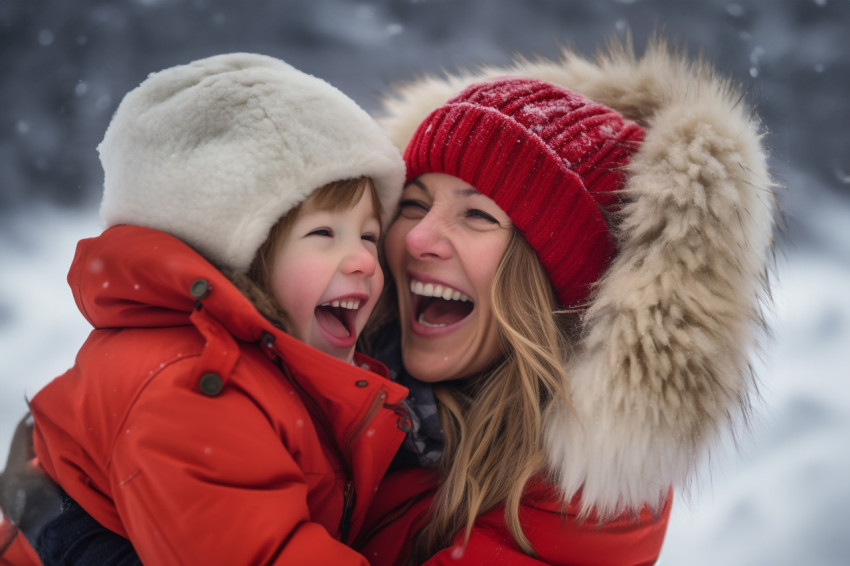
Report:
69,224,408,443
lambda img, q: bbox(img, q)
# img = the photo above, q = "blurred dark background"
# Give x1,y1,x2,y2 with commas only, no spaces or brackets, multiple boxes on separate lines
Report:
2,0,849,247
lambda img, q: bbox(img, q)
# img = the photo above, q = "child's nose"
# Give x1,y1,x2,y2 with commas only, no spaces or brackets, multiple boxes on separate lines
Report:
341,241,378,277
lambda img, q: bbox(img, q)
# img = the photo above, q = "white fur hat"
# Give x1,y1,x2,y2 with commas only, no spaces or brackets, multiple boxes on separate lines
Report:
98,52,404,273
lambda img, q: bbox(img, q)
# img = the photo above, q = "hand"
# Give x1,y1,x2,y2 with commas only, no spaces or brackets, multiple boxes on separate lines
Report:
0,413,63,545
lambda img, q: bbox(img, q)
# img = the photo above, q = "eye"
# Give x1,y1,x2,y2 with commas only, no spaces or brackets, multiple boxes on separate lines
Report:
361,232,379,244
307,228,333,237
465,208,499,224
398,199,429,219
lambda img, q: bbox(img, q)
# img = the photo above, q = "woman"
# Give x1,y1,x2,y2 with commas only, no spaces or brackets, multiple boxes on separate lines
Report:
1,40,777,566
354,40,777,565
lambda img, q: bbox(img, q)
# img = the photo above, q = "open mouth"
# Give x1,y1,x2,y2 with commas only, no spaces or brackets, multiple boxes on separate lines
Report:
315,298,362,340
410,279,473,328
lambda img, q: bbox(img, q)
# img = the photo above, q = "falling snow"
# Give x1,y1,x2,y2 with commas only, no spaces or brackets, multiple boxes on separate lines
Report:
1,1,849,564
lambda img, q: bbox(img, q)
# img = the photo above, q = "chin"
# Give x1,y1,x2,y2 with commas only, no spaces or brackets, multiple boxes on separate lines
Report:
401,351,464,383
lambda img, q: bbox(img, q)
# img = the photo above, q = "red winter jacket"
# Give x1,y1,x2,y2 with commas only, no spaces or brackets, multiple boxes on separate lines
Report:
355,468,671,566
0,521,38,566
27,225,409,565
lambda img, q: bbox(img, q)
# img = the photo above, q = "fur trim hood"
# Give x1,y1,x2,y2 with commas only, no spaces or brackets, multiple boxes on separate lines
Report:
378,40,778,516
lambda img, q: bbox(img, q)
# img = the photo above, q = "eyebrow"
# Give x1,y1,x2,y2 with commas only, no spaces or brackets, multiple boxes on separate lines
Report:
455,187,480,198
408,179,480,199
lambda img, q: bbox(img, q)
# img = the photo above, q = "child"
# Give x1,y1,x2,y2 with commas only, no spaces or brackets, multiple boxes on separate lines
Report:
3,52,407,565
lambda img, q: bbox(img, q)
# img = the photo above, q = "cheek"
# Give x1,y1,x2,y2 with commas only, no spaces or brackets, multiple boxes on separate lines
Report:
270,263,301,315
467,240,508,292
270,249,316,315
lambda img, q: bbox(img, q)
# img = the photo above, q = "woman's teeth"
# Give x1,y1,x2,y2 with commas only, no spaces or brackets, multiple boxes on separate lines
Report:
418,314,444,328
320,299,361,310
410,279,472,328
409,280,469,302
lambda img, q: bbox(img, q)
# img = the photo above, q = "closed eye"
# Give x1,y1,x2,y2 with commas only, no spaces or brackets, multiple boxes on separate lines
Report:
398,199,429,219
465,209,499,224
362,233,379,244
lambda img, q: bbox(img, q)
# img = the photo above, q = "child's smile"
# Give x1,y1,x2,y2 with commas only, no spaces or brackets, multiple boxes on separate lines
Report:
270,190,383,363
314,294,368,348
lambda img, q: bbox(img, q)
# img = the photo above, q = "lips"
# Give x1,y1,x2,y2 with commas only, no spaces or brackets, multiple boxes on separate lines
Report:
409,278,474,331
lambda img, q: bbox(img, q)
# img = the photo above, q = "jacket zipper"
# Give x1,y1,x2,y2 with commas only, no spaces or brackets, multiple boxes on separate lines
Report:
276,358,392,545
337,390,386,542
339,480,356,544
340,394,412,543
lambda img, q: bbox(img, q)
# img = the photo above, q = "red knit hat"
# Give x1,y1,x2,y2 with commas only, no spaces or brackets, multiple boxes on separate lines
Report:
404,78,645,307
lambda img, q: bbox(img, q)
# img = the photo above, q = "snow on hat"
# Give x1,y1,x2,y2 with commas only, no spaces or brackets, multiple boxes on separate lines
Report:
98,52,404,273
404,78,645,307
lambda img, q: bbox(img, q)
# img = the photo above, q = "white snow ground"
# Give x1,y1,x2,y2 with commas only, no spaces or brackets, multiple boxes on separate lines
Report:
1,197,849,565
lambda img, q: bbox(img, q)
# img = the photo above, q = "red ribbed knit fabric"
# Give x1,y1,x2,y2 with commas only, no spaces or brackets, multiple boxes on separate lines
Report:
404,78,645,307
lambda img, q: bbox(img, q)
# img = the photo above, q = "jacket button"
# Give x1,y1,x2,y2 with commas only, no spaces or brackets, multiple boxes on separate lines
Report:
190,279,211,299
355,380,368,388
199,372,223,396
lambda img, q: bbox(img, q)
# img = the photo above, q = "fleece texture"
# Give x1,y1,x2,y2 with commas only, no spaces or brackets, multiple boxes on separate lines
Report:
379,40,778,517
99,52,404,273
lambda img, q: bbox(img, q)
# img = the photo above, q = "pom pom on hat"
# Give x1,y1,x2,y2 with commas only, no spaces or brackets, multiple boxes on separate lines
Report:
405,78,644,307
99,53,404,273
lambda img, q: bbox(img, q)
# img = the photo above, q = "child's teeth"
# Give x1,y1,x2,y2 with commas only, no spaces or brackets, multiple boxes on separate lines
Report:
320,299,361,309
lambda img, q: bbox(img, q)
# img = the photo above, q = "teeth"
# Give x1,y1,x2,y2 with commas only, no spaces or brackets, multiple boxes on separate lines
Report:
418,313,447,328
320,299,362,310
410,280,469,302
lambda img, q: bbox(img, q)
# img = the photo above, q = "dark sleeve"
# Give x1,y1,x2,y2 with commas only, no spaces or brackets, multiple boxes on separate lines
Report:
36,493,141,566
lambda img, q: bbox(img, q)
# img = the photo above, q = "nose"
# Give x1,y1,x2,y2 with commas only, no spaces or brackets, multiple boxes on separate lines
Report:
404,210,452,260
340,240,379,277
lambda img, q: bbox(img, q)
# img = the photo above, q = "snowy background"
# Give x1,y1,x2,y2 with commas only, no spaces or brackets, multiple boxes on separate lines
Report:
2,0,849,564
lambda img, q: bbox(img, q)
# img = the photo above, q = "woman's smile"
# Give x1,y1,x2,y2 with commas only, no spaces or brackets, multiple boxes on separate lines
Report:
409,277,473,332
384,173,512,382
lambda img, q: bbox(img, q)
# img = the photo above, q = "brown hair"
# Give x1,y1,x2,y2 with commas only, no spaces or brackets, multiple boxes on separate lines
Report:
227,176,381,332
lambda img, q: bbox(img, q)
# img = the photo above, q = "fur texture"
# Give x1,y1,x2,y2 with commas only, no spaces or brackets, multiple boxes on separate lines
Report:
378,40,778,516
99,53,404,274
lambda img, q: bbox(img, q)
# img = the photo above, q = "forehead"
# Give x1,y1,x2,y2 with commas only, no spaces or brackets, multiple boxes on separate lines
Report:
407,176,483,199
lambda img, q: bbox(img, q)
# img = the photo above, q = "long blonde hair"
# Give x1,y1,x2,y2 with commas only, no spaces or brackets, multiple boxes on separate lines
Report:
406,229,579,561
